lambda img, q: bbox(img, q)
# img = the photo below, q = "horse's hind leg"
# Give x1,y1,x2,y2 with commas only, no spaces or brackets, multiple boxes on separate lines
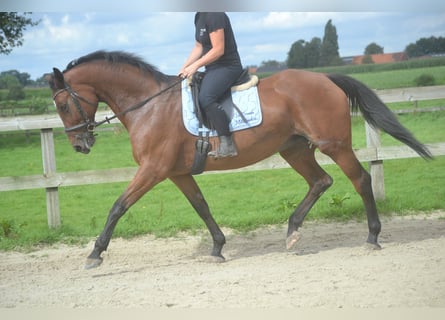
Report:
170,174,226,261
280,137,333,250
321,145,382,249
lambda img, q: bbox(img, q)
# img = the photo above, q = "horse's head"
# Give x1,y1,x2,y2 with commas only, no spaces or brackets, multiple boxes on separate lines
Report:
46,68,99,154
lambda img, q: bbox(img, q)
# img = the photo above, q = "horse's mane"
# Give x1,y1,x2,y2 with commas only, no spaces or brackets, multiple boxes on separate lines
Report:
64,50,170,83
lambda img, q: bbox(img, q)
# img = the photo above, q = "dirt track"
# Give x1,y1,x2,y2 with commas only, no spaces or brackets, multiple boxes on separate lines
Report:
1,211,444,308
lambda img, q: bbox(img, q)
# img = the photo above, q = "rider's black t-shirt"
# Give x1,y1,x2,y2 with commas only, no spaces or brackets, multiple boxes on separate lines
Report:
194,12,242,70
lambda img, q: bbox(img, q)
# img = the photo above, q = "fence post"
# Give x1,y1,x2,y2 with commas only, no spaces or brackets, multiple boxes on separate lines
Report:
365,122,385,200
40,128,61,228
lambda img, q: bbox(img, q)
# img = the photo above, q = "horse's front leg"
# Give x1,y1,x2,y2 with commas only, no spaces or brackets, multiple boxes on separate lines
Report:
85,166,165,269
85,197,127,269
170,174,226,261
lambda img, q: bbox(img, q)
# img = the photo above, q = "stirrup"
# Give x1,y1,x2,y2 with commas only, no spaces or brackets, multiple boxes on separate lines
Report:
208,148,238,159
208,135,238,159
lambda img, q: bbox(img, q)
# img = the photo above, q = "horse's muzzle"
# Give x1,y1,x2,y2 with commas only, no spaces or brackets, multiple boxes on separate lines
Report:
73,132,96,154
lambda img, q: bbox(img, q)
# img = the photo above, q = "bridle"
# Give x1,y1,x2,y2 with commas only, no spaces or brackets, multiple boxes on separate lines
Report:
53,83,98,132
53,78,183,133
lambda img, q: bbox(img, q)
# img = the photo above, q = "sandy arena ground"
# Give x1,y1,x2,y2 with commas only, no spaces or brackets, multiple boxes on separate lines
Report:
1,211,444,308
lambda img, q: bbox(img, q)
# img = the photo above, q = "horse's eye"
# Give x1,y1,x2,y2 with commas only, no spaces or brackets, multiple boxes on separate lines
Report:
59,103,70,114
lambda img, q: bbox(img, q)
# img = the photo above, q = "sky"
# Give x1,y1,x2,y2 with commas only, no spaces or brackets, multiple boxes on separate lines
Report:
1,1,445,80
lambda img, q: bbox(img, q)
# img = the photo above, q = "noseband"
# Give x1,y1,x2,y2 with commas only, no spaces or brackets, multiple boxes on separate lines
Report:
52,78,183,133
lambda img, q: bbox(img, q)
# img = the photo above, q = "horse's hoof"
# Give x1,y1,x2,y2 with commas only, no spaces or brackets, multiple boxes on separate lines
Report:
286,231,301,250
364,242,382,251
197,255,226,263
84,257,103,269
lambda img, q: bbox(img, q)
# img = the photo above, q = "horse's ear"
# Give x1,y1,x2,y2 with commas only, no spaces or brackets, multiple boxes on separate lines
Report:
52,67,65,90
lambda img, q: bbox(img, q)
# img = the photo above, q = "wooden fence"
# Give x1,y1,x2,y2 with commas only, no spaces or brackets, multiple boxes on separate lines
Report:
1,85,445,228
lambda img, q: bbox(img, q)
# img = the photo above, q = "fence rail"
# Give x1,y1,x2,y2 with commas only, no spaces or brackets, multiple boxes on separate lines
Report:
1,142,444,192
1,85,445,228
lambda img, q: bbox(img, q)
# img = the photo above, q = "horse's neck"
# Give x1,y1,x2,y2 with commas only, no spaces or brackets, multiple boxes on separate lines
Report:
90,69,161,120
72,64,169,131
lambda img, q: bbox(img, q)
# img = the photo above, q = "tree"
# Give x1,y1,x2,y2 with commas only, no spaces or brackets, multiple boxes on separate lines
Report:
257,59,286,73
405,43,423,58
319,19,342,67
0,70,31,86
0,74,25,100
405,36,445,58
364,42,384,55
287,37,321,69
259,60,282,68
0,73,20,89
287,40,306,68
0,70,32,89
305,37,321,68
0,12,40,55
35,74,52,87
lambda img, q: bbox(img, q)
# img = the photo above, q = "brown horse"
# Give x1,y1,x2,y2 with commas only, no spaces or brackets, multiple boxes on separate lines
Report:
47,50,431,269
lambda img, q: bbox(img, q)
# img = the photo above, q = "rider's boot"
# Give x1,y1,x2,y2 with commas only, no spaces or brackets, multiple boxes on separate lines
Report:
204,102,238,159
208,134,238,158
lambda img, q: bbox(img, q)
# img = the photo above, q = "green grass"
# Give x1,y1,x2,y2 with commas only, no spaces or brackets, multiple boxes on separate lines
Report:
348,66,445,89
0,127,134,176
258,57,445,88
1,156,444,250
387,98,445,111
349,110,445,149
309,56,445,75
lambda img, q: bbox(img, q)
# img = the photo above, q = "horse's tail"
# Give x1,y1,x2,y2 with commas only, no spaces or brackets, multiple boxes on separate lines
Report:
327,73,433,159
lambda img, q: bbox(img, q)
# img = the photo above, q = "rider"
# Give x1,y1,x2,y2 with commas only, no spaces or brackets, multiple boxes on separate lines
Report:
179,12,243,158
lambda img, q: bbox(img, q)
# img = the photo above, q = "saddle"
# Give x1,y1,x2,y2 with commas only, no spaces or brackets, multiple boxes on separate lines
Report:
189,69,258,129
189,69,259,174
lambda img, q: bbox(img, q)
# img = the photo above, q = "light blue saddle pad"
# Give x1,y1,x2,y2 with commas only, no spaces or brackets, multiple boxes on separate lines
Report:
181,79,262,136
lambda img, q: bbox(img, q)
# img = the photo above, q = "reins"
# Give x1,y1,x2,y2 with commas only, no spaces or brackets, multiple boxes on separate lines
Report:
56,77,183,133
